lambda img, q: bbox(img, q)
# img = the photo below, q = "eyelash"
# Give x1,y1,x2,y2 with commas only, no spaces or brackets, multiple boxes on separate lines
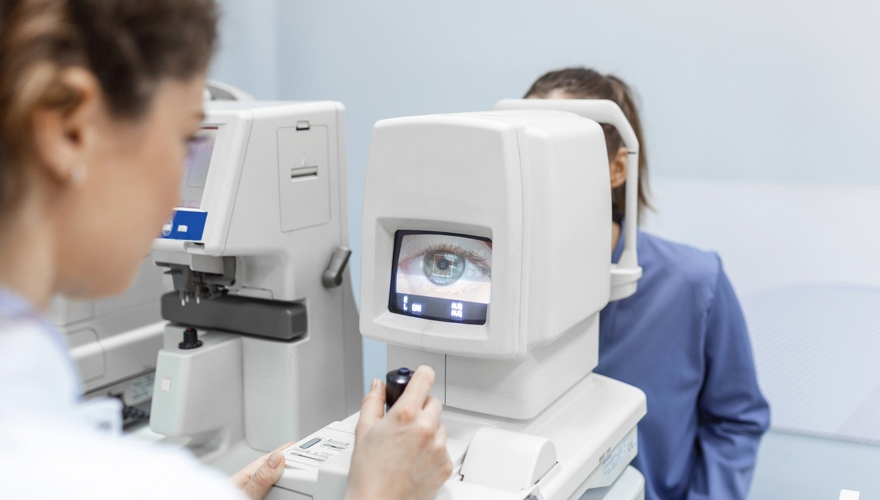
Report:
399,242,492,278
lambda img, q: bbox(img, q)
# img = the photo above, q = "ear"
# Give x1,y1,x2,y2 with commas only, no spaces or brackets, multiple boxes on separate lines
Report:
609,147,628,189
31,67,102,185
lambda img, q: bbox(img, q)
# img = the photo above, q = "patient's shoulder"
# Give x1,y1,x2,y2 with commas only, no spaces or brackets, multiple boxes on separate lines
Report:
639,230,723,294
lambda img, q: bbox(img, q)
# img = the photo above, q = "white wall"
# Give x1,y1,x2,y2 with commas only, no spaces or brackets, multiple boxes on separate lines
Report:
211,0,279,99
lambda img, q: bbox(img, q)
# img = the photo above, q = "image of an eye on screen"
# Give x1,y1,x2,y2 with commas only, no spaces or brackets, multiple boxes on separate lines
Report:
389,231,492,324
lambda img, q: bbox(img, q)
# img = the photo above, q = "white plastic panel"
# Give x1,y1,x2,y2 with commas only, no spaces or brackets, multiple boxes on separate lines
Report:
460,427,556,492
360,113,524,359
67,329,105,382
278,125,331,231
361,110,615,360
47,297,93,326
517,116,611,348
150,329,243,437
92,258,167,317
444,314,598,419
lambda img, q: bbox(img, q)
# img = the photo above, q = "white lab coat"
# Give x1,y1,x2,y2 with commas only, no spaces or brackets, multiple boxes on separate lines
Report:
0,291,245,500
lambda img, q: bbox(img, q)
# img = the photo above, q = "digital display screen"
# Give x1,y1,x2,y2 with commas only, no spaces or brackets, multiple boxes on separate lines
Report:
178,127,218,209
389,231,492,325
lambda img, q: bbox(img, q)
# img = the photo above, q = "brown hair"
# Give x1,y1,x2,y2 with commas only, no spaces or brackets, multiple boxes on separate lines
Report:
525,67,651,223
0,0,219,210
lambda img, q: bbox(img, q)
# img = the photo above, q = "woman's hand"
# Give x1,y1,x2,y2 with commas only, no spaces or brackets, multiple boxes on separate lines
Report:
345,365,453,500
228,441,294,500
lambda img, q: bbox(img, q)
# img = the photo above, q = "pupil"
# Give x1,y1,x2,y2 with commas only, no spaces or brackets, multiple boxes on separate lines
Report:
423,249,466,285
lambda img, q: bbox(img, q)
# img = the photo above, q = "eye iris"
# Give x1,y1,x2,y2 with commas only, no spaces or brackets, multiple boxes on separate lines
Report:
423,249,466,285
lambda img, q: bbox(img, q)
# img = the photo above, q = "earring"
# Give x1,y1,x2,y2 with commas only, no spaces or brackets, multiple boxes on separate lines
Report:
69,164,87,186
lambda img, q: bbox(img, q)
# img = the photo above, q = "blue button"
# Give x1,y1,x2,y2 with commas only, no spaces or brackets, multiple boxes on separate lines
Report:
160,210,208,241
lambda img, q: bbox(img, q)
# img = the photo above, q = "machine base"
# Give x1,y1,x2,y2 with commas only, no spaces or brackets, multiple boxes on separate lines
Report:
273,372,646,499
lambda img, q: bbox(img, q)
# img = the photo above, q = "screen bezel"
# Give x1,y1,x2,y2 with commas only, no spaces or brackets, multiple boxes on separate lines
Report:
153,107,252,255
388,229,492,326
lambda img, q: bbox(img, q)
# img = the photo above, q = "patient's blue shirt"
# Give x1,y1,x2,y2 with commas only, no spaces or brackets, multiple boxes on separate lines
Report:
596,226,770,500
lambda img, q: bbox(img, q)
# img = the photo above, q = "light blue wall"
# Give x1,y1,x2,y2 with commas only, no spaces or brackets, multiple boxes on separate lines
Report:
213,0,880,392
210,1,880,497
211,0,279,99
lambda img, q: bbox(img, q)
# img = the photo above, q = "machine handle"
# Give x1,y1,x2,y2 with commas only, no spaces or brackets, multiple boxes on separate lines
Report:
322,246,352,289
493,99,643,300
385,367,413,411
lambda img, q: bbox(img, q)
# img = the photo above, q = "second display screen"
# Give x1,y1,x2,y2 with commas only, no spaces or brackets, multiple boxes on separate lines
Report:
178,127,218,209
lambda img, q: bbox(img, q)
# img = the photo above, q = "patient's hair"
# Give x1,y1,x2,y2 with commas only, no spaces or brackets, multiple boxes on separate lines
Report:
525,67,651,223
0,0,219,210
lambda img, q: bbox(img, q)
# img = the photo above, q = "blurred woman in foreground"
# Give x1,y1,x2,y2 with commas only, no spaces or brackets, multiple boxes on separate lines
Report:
0,1,451,498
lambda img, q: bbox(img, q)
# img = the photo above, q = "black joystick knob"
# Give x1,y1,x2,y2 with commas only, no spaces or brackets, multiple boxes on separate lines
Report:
179,327,203,349
385,367,413,411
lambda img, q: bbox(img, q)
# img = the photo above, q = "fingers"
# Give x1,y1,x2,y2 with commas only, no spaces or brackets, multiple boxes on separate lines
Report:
227,469,251,490
393,365,435,416
271,440,297,454
435,423,453,481
241,451,285,500
435,421,448,446
421,396,442,428
228,453,269,490
229,441,297,491
355,378,386,440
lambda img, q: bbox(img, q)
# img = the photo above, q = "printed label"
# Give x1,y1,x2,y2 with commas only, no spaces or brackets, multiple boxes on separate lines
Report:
602,431,637,483
282,434,352,467
129,373,155,404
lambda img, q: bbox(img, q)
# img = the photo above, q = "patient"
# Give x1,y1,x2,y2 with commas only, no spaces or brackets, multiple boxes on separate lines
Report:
525,67,770,500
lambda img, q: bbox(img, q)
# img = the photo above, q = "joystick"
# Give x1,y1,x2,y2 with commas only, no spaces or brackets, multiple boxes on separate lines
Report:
385,367,413,410
178,327,203,349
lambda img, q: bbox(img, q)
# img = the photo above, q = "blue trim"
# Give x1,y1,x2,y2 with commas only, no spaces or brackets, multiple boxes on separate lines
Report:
160,210,207,241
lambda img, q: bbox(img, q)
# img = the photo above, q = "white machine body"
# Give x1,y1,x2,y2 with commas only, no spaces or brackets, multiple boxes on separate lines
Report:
361,109,622,419
148,101,363,470
361,110,612,358
272,102,647,500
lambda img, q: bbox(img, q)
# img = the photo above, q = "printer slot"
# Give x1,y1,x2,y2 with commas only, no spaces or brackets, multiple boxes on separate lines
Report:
290,165,318,180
